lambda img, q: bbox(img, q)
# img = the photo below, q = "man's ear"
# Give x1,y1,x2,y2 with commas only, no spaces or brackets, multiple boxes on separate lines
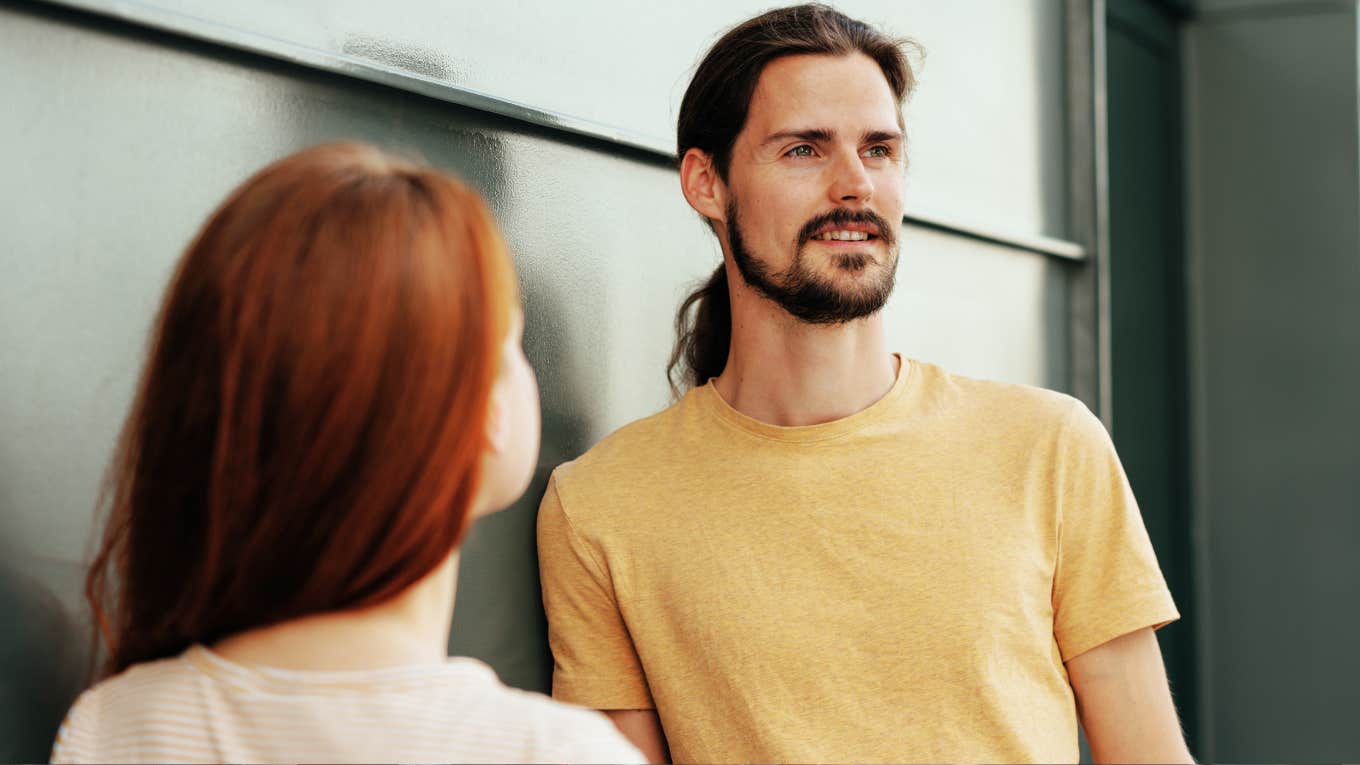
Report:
680,148,728,224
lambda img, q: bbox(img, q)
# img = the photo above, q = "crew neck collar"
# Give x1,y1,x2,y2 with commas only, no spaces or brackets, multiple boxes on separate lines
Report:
696,354,913,443
182,644,488,693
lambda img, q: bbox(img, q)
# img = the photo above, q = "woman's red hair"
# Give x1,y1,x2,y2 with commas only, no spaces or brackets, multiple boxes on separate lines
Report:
86,142,518,675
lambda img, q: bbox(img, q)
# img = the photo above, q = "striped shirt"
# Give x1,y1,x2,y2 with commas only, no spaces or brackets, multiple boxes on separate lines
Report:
51,644,646,764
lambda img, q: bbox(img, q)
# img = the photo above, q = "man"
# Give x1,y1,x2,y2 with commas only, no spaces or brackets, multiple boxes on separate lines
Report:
537,5,1193,763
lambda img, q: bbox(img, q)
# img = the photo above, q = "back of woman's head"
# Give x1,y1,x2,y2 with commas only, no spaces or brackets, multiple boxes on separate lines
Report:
87,142,519,675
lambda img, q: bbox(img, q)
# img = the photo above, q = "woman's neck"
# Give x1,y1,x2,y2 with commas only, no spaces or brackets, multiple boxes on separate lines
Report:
211,550,460,671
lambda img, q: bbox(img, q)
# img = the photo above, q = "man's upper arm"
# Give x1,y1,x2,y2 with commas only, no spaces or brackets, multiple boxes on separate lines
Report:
1051,401,1181,661
603,709,670,764
1066,627,1193,763
537,472,654,710
1048,402,1190,761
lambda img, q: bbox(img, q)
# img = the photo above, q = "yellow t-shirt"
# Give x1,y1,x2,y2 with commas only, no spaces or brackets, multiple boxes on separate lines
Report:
537,358,1178,764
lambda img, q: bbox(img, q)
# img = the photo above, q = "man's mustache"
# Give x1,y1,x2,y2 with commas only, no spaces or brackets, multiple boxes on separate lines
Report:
796,209,897,248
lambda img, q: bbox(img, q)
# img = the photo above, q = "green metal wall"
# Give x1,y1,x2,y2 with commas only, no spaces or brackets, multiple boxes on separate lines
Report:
1099,2,1360,760
1184,0,1360,759
0,1,1086,759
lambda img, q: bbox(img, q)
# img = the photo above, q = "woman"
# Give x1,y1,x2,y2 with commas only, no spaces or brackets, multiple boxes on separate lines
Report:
51,143,644,764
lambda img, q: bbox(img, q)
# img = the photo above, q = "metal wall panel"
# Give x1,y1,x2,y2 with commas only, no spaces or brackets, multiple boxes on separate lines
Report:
0,1,1073,759
1184,2,1360,759
45,0,1073,242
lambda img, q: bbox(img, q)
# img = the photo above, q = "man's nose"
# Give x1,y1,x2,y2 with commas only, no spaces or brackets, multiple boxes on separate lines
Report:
828,150,874,204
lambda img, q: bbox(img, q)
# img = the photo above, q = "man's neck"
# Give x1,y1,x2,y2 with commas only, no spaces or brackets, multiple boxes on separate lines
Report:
714,285,898,427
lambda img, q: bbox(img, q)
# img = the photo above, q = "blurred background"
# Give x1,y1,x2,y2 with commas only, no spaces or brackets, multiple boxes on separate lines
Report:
0,0,1356,761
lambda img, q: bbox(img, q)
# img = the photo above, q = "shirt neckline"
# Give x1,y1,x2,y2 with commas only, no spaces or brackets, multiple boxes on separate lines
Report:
182,643,491,693
696,354,913,444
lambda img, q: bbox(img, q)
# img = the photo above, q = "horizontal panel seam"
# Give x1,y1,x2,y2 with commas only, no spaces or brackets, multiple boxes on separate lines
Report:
29,0,1087,261
1191,0,1357,22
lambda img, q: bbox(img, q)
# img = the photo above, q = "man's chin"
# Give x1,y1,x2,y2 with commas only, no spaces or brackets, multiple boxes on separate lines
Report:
816,260,892,288
828,252,873,273
771,280,893,324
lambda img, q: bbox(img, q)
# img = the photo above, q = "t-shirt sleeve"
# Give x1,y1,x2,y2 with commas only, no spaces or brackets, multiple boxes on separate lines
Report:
537,471,654,710
1051,400,1181,662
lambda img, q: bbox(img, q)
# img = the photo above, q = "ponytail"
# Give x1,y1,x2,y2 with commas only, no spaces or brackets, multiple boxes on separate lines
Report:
667,264,731,396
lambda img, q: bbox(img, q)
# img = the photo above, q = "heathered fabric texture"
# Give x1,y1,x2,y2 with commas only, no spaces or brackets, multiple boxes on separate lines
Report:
539,357,1178,763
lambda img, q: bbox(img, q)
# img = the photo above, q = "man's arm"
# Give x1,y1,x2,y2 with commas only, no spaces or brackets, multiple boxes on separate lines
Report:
603,710,670,764
1066,627,1194,764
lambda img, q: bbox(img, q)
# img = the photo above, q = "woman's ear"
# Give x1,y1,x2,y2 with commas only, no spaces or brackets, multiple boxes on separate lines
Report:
680,148,728,224
484,385,510,455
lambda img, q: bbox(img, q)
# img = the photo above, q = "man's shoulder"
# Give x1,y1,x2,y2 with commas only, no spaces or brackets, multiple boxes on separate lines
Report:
551,391,705,503
911,359,1081,431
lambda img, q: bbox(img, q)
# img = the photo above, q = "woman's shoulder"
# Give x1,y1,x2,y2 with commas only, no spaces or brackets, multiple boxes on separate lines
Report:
431,657,645,761
51,652,203,763
52,650,644,764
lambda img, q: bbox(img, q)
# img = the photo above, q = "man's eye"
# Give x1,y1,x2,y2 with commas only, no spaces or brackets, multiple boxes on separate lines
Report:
787,145,815,158
864,145,891,158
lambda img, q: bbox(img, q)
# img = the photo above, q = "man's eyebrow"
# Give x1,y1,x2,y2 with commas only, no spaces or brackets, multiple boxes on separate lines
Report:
761,128,834,146
863,129,904,143
760,128,904,147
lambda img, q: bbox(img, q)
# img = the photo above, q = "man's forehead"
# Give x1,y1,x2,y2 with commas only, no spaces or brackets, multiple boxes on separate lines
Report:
745,53,901,131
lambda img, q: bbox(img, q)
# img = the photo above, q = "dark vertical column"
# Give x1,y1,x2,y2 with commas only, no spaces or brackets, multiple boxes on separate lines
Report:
1105,0,1198,755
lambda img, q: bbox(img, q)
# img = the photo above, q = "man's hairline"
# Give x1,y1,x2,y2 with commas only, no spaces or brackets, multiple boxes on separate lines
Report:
686,50,907,175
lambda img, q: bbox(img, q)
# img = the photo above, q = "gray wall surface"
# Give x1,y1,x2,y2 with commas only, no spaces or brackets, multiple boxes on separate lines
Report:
1184,0,1360,759
46,0,1073,242
0,1,1081,759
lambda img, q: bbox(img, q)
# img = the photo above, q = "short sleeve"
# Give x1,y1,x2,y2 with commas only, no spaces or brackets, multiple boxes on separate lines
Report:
537,472,654,710
1051,401,1180,662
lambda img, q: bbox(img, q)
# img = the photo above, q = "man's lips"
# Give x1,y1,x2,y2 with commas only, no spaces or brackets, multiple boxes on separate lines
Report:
797,211,895,247
808,228,881,244
806,221,882,243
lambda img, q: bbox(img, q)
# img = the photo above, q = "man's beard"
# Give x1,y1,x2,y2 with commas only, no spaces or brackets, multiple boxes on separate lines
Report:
726,199,899,325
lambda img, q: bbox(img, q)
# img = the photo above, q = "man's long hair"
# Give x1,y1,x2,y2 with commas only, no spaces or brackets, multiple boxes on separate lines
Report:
668,3,919,394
